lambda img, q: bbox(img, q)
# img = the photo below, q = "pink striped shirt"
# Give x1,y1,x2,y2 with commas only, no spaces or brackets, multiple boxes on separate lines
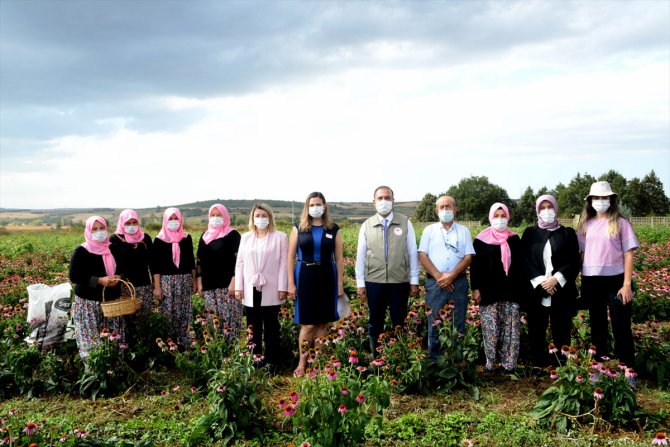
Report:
578,217,638,276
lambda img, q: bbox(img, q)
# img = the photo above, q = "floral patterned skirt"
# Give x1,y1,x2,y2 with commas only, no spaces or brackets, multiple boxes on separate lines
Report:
203,287,243,343
480,301,520,370
73,296,126,361
159,274,193,348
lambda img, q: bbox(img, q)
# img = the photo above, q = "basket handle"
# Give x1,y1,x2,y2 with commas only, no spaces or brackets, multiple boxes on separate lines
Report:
102,279,136,304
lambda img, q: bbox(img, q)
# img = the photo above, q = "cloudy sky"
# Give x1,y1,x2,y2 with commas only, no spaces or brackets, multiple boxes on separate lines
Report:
1,0,668,209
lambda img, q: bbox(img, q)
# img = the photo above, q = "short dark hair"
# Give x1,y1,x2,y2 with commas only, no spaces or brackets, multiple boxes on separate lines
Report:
373,185,394,198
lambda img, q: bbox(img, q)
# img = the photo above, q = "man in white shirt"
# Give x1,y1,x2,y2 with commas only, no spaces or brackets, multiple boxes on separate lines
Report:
356,186,420,353
418,195,475,359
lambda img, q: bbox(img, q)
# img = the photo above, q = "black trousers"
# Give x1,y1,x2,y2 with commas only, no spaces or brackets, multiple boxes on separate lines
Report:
245,289,280,365
527,297,573,367
581,274,634,366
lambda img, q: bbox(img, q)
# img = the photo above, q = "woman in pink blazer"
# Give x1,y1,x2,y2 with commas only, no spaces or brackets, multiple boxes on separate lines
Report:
235,203,288,368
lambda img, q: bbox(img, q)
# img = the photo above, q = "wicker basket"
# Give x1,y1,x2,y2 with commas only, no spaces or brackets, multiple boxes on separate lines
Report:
101,279,142,317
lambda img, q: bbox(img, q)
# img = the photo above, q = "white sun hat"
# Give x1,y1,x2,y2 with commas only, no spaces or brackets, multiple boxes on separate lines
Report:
585,181,618,200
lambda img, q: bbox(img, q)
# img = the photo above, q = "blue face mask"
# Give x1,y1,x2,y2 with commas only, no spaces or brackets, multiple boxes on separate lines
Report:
438,210,454,223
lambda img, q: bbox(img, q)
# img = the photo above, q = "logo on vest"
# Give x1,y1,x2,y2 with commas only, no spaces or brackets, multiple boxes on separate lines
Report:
393,227,403,236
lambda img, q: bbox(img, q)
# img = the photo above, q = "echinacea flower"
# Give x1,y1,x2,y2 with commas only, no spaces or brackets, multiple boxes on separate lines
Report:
588,345,597,356
567,347,578,360
290,390,299,403
370,358,385,367
341,386,349,395
625,368,637,379
327,369,338,381
99,328,110,339
355,393,366,404
652,432,668,445
23,421,38,436
338,404,348,413
356,366,366,372
560,345,570,356
109,330,121,341
548,343,558,354
300,442,312,447
576,375,584,382
593,387,604,399
348,350,359,364
550,370,558,380
7,409,17,416
284,403,296,417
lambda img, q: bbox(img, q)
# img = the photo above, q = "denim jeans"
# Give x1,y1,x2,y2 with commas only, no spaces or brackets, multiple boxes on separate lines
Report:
424,276,469,359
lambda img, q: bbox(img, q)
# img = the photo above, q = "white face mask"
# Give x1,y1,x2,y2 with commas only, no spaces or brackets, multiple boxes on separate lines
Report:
254,217,269,230
539,209,556,224
592,199,610,213
438,210,454,223
375,199,393,215
124,225,139,234
91,230,108,242
491,218,508,231
209,216,224,228
167,220,181,231
308,206,324,218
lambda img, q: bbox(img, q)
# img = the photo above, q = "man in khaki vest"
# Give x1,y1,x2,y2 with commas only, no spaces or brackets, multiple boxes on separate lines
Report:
355,185,420,352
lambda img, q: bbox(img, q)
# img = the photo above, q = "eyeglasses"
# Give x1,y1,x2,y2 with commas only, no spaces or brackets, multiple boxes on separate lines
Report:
441,229,458,254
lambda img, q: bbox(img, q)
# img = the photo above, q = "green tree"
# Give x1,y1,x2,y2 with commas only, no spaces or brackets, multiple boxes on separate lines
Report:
557,172,597,217
623,177,645,215
641,170,670,215
414,193,438,223
446,176,511,222
515,186,537,226
599,170,627,199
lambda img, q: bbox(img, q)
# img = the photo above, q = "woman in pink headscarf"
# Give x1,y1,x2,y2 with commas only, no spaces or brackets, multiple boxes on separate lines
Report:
69,216,125,360
151,208,196,348
196,204,242,342
471,203,523,373
109,209,153,314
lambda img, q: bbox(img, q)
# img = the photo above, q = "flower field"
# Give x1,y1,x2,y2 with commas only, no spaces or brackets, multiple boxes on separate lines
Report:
0,225,668,447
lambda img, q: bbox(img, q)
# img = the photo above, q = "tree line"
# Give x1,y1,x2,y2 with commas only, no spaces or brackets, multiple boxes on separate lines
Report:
414,170,669,226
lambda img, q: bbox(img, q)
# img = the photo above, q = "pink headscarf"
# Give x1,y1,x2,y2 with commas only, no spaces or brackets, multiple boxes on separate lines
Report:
155,207,186,268
475,203,517,275
535,194,561,231
115,209,145,244
81,216,116,277
202,204,234,244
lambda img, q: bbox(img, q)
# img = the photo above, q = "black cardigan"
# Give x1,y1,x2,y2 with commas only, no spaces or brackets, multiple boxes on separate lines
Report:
69,246,120,301
196,230,241,291
109,233,153,288
470,235,524,306
521,225,580,309
151,235,196,275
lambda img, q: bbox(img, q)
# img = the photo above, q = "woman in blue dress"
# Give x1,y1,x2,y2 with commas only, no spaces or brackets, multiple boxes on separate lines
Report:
287,192,344,377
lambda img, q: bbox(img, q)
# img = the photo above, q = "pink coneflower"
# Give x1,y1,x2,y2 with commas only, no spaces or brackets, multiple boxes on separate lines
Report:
7,409,17,416
59,433,68,442
560,345,570,356
653,432,668,445
216,385,226,393
370,358,385,367
283,403,296,417
341,386,349,395
355,393,366,404
23,421,38,436
548,343,558,354
300,442,312,447
277,398,287,409
576,375,584,382
119,343,128,350
567,347,578,360
356,366,366,372
327,369,338,381
99,328,110,339
160,390,169,396
588,345,597,356
348,350,359,364
432,318,443,327
338,404,348,413
593,387,604,399
172,385,180,391
290,390,299,403
625,368,637,379
550,370,558,380
200,346,207,354
109,331,121,341
190,386,197,394
253,354,264,362
74,428,89,438
463,440,474,447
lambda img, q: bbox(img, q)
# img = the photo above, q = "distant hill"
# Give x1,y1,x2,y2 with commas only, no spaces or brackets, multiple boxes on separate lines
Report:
0,200,420,229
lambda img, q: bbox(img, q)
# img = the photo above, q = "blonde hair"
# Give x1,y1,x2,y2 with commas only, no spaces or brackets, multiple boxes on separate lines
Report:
299,192,334,232
577,195,623,238
248,203,276,232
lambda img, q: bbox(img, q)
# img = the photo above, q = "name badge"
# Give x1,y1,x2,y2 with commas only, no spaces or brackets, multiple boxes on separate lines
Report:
394,227,403,236
326,233,333,239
